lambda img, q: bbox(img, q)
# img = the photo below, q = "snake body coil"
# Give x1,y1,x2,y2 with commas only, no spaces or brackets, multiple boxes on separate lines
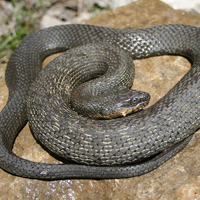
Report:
0,24,199,179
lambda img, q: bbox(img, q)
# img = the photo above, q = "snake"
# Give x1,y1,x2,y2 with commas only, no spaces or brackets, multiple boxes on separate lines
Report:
0,24,199,180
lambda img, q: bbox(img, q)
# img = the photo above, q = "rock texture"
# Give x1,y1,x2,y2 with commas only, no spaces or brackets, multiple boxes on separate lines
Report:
0,0,200,199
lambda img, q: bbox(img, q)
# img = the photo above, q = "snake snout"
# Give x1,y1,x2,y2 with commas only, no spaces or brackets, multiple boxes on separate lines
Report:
114,89,151,117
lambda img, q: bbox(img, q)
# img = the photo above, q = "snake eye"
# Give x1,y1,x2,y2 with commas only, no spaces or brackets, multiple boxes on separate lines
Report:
132,97,138,104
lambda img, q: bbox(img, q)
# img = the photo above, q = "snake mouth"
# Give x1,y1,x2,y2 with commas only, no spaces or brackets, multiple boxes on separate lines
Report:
117,101,149,117
99,101,149,119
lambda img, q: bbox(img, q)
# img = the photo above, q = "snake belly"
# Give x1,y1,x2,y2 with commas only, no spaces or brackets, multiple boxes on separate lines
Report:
0,24,199,179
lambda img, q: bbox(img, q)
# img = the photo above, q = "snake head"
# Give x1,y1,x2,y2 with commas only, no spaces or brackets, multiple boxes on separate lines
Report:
88,89,150,119
102,89,151,119
71,88,150,119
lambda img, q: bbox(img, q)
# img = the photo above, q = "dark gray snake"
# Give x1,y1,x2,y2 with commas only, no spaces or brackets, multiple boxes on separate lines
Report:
0,24,199,179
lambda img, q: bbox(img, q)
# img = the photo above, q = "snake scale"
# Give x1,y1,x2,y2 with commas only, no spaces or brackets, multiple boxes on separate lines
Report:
0,24,199,179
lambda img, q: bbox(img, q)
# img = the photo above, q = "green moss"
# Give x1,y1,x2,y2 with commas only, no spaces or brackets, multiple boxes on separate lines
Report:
0,0,46,63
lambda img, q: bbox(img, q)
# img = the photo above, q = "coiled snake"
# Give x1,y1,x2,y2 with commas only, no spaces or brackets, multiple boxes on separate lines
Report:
0,24,199,179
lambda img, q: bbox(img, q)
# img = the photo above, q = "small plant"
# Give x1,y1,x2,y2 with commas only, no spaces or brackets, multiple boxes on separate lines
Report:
0,24,29,59
0,0,46,64
89,3,108,16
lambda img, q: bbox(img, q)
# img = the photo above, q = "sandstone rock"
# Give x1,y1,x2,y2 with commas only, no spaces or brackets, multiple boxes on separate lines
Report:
0,0,200,199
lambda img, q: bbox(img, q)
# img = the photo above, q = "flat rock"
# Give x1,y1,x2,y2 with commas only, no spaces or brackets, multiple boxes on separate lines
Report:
0,0,200,199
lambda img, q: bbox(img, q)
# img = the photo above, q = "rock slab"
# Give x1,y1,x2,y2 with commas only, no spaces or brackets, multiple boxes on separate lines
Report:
0,0,200,199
